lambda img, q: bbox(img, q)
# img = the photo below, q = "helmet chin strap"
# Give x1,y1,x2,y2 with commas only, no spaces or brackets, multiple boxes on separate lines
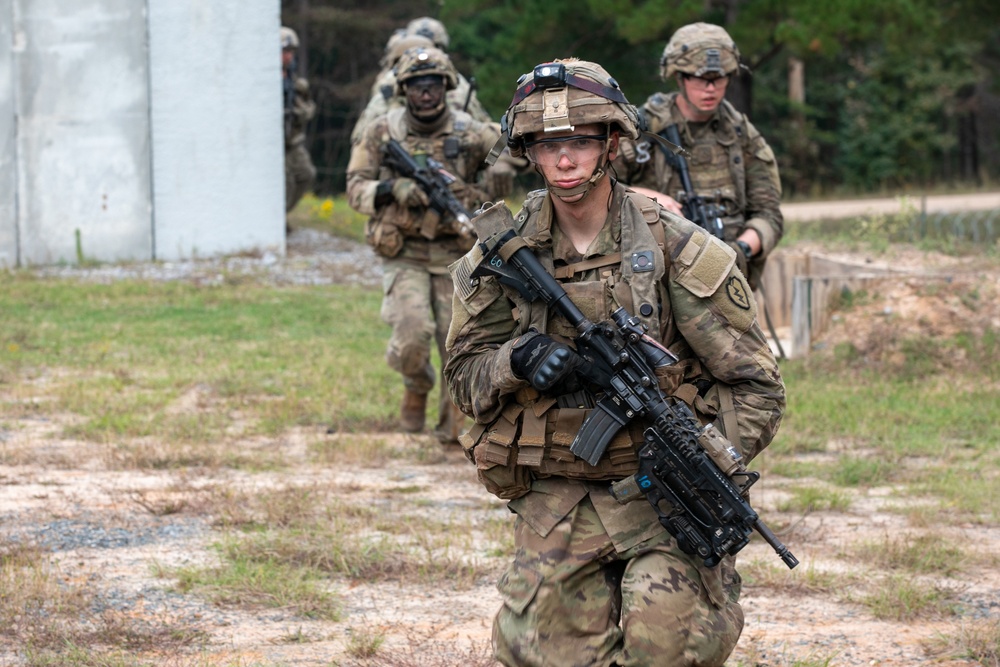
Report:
542,135,612,201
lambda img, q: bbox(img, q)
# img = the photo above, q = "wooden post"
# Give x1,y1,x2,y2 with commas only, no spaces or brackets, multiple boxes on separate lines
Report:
791,276,811,358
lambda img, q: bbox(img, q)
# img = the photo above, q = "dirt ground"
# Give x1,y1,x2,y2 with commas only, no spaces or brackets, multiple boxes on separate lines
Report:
2,227,999,666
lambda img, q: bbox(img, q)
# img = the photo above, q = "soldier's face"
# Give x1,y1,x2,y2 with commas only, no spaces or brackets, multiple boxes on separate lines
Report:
404,76,446,118
527,123,618,202
678,73,728,114
282,48,295,69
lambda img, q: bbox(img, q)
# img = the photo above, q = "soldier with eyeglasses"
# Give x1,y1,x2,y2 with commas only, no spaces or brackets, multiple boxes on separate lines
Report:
445,58,784,667
616,23,784,289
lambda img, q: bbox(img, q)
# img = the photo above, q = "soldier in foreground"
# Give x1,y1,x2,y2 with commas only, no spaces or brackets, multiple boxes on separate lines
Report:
346,47,511,444
349,17,491,145
445,59,785,666
282,26,317,217
616,23,783,289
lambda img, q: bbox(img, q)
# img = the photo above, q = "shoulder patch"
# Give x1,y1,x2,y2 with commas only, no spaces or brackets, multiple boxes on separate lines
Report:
674,232,736,298
450,246,503,316
711,271,757,332
724,276,752,310
753,142,776,163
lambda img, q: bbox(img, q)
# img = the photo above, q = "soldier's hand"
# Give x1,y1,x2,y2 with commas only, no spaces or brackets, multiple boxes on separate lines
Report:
727,240,751,278
510,332,583,394
484,163,516,200
391,178,431,208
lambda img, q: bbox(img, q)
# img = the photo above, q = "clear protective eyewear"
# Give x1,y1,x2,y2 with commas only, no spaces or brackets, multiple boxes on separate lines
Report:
683,74,729,91
524,134,608,166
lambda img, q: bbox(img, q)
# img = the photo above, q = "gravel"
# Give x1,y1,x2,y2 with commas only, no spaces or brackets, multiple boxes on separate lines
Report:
29,227,382,289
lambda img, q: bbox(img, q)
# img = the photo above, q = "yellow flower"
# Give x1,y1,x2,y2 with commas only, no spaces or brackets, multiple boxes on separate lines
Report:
319,199,334,218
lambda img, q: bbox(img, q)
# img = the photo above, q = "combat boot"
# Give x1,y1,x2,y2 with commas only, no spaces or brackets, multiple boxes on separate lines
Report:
400,390,427,433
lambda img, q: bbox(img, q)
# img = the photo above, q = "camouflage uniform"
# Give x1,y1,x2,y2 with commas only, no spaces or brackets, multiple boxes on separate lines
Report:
282,27,316,213
351,69,491,145
346,47,506,441
615,24,783,288
445,59,785,667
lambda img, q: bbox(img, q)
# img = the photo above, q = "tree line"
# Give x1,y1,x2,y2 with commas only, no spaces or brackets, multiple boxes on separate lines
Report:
283,0,1000,199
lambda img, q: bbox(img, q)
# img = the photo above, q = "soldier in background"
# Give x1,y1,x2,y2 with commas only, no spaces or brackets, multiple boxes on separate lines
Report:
350,17,492,145
346,47,513,444
616,23,783,289
445,58,784,666
282,26,316,218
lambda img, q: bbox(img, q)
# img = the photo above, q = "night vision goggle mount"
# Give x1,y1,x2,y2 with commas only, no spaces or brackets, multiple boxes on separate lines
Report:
488,62,632,165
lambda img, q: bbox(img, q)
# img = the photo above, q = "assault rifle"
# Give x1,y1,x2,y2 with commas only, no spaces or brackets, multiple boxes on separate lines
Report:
469,212,797,569
660,124,725,239
382,139,475,237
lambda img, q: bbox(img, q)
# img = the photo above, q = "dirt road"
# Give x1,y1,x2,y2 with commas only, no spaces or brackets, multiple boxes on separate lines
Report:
781,191,1000,222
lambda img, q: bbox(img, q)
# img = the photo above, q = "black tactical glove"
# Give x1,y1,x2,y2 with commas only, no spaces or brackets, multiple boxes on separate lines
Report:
510,332,584,394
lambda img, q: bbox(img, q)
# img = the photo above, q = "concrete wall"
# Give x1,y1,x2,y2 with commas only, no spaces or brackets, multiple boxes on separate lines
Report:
12,0,153,265
0,0,283,267
0,0,19,267
148,0,284,260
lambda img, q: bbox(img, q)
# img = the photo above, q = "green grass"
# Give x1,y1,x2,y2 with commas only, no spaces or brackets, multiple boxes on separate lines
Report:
167,545,342,620
0,276,406,452
851,533,967,576
860,574,959,621
768,352,1000,522
286,193,367,242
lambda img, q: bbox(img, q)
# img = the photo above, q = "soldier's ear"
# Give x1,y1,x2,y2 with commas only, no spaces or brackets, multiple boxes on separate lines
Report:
607,130,621,161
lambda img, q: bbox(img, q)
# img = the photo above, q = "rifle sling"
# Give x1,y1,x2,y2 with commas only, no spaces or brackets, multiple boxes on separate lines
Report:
716,382,741,452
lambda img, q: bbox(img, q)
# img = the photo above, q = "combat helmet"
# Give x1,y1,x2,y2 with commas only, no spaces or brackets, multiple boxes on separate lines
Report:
393,46,459,96
280,26,300,50
661,23,740,80
381,31,434,68
502,59,642,159
406,16,449,50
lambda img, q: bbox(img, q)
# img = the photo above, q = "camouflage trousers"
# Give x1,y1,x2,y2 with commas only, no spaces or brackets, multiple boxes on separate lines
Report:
380,263,456,432
494,493,744,667
285,143,316,213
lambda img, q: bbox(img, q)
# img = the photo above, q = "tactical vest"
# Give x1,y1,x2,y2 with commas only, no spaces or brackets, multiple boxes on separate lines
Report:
650,96,751,242
478,190,675,481
369,108,483,246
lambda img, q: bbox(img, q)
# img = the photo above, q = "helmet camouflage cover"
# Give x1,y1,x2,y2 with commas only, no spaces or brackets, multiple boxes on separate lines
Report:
394,46,459,95
382,31,434,68
661,22,740,79
280,26,299,50
504,58,642,158
406,16,449,50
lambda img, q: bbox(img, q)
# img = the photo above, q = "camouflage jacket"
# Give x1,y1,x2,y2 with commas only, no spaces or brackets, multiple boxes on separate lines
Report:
345,106,499,269
283,74,315,148
616,93,783,265
445,184,785,493
350,69,491,145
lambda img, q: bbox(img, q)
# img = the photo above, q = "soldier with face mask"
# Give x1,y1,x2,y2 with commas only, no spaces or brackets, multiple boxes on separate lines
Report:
445,58,785,666
281,26,316,216
347,47,512,445
616,23,783,289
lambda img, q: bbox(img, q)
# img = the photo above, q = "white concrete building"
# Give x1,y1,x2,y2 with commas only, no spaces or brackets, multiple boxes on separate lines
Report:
0,0,285,267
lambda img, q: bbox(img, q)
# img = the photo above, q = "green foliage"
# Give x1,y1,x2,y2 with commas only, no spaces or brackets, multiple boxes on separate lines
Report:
288,0,1000,195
